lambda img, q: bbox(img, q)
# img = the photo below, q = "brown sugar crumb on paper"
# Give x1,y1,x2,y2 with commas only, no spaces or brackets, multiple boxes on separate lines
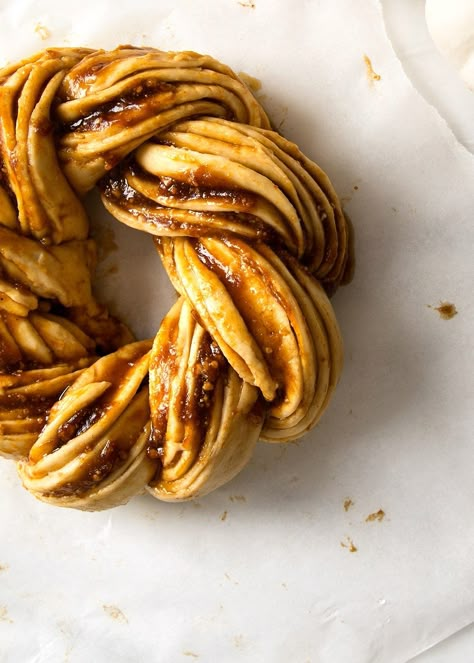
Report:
234,634,245,648
340,536,358,553
366,509,385,523
363,54,381,83
224,572,239,586
34,23,51,40
104,264,119,276
102,604,128,623
238,1,256,7
0,606,13,623
220,510,228,521
183,653,199,659
229,495,246,503
92,224,119,261
429,302,458,320
343,498,354,512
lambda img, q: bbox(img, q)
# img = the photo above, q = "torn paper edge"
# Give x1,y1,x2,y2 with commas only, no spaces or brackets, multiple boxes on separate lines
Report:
378,0,474,160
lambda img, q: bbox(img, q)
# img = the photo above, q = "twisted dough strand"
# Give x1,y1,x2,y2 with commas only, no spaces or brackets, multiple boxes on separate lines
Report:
0,46,352,509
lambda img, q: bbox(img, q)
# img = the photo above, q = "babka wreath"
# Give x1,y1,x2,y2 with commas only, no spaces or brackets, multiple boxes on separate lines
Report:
0,46,353,510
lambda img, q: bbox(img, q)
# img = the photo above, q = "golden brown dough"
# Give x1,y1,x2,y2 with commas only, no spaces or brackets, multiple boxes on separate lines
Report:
0,46,353,510
147,298,264,501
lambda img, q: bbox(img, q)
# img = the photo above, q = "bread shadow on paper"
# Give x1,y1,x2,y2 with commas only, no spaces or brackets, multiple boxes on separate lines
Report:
126,188,426,519
220,184,428,511
92,93,427,516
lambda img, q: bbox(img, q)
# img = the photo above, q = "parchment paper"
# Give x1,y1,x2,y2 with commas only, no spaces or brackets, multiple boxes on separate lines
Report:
0,1,473,662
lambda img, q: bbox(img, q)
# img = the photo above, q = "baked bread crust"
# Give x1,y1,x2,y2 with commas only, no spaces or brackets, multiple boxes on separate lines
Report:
0,46,352,509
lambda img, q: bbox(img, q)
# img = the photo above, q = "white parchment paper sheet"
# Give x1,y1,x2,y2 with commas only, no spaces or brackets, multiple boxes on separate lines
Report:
0,1,473,662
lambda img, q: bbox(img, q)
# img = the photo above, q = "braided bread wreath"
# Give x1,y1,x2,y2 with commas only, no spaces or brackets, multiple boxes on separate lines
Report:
0,46,353,510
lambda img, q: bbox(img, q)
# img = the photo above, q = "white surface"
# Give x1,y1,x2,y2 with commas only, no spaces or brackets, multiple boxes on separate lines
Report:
410,623,474,662
425,0,474,90
1,1,474,662
382,5,474,660
382,0,474,152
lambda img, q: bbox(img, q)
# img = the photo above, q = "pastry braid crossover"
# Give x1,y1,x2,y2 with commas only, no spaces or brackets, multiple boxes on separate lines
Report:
0,46,352,510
